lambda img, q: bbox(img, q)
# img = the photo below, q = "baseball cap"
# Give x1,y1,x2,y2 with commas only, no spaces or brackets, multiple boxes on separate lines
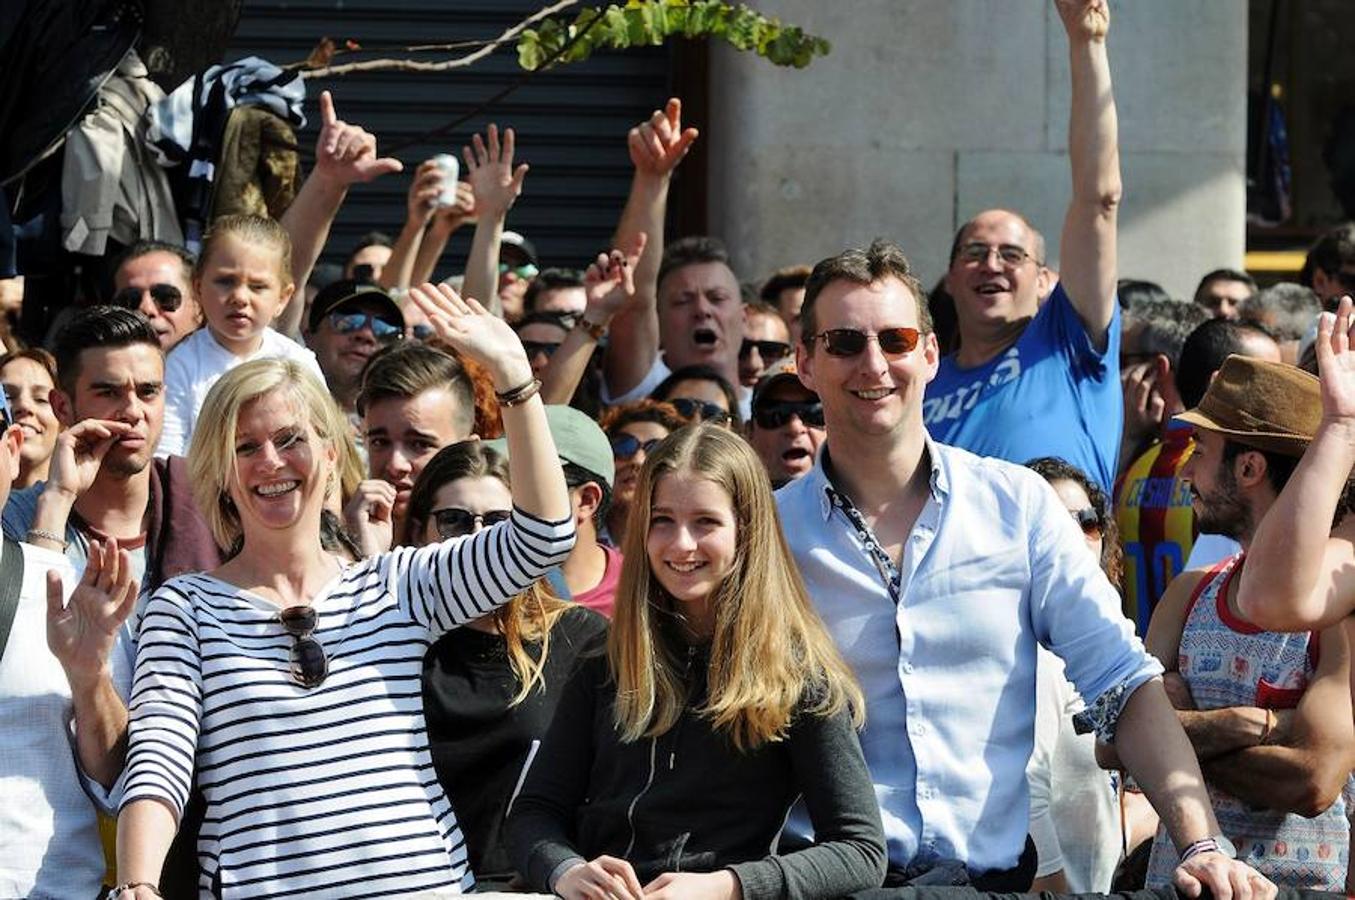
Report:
500,231,539,268
484,404,614,487
308,279,404,334
751,356,815,410
1173,354,1321,457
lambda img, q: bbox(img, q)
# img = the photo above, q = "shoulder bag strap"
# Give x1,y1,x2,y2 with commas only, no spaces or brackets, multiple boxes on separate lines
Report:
0,536,27,663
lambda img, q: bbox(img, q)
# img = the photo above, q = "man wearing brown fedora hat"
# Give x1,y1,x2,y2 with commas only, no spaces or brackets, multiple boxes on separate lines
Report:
1112,353,1355,890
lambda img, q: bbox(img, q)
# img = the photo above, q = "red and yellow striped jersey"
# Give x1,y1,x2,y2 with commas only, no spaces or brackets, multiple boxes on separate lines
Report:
1114,424,1197,633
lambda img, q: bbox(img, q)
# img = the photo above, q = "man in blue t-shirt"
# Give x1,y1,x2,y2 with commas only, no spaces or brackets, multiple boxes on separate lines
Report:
923,0,1123,494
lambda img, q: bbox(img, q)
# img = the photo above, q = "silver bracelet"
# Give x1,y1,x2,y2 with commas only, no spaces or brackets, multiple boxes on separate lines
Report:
27,527,69,550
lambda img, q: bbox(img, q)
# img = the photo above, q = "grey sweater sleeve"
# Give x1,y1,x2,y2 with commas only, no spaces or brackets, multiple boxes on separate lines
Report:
728,706,886,900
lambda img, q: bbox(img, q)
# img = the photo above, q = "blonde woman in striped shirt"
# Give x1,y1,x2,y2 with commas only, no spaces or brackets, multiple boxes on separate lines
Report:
112,283,574,900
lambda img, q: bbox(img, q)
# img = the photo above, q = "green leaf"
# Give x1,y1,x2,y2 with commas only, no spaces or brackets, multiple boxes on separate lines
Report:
514,0,830,72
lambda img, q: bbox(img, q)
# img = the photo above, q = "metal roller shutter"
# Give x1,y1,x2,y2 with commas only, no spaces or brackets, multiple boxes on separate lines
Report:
226,0,679,279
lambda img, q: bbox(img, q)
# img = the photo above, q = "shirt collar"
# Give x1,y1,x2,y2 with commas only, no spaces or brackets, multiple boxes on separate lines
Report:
810,431,950,520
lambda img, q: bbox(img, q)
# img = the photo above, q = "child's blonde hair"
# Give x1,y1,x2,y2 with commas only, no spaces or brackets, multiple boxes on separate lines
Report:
195,214,294,288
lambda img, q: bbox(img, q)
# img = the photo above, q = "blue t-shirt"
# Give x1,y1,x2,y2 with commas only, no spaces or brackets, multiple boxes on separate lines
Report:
922,283,1122,493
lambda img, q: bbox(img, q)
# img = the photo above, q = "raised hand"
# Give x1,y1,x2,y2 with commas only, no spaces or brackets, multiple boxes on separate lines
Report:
46,538,138,687
314,90,403,187
462,124,528,221
1316,295,1355,425
432,181,477,231
1054,0,1110,42
555,856,645,900
405,159,445,226
583,232,647,325
342,479,396,558
46,419,134,500
628,98,699,179
406,282,533,388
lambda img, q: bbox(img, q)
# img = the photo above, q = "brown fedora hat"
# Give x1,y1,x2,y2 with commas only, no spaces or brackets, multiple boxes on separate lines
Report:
1173,354,1321,457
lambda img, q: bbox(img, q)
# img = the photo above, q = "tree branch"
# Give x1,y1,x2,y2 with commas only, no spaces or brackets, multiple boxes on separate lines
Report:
298,0,577,79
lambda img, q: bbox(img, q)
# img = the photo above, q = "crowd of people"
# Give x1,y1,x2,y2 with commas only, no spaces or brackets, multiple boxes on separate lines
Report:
6,1,1355,899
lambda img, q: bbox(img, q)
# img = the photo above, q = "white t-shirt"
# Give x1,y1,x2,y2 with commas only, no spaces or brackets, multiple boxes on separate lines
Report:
1184,533,1241,571
1027,648,1122,892
159,326,326,457
0,541,117,899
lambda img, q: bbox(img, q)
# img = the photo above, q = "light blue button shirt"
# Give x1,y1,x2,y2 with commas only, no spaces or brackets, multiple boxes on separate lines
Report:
776,437,1161,874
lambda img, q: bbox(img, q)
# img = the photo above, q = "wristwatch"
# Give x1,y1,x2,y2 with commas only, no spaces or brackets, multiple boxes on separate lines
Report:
575,314,607,341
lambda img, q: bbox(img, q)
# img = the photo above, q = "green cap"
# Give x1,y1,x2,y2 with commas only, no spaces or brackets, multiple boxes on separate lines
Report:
484,404,615,487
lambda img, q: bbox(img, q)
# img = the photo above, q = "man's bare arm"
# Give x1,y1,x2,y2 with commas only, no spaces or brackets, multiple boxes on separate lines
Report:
1054,0,1121,348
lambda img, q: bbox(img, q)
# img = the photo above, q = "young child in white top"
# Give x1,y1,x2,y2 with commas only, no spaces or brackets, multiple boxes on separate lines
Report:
159,215,326,457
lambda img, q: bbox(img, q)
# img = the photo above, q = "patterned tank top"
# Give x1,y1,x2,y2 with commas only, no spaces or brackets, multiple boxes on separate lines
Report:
1146,554,1349,890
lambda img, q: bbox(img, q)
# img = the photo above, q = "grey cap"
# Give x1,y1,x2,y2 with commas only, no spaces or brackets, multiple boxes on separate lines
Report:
484,404,614,487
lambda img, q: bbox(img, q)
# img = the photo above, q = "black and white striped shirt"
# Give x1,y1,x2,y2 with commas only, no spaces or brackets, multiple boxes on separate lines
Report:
122,508,575,899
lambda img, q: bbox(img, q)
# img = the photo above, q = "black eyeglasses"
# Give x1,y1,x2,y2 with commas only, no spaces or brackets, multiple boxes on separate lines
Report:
611,434,663,460
808,327,921,358
328,311,403,342
753,400,825,430
111,283,184,314
432,507,512,540
278,605,328,689
957,243,1041,267
669,398,730,424
1071,507,1103,538
739,338,792,361
521,340,561,359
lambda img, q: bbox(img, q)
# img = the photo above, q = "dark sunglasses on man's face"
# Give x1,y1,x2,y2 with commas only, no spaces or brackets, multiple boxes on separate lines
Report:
328,311,403,342
433,507,512,540
739,338,792,361
808,327,921,358
753,400,825,430
1071,507,1103,539
610,434,663,460
111,283,184,314
278,605,328,689
669,398,730,424
521,340,561,360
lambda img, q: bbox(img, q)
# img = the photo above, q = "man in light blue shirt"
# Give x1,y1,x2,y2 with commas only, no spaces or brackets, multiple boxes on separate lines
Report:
779,234,1275,900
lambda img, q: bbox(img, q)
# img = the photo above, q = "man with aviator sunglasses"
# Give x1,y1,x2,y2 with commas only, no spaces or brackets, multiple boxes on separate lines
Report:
922,0,1125,496
111,241,203,352
747,357,825,487
305,279,405,418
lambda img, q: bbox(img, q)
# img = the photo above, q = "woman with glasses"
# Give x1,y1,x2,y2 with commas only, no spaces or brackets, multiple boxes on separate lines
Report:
403,439,608,887
111,284,575,900
1023,457,1154,894
507,424,885,900
651,364,742,428
599,399,688,547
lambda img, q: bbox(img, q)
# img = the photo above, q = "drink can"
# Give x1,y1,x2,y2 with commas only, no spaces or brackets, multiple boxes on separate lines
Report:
432,153,460,207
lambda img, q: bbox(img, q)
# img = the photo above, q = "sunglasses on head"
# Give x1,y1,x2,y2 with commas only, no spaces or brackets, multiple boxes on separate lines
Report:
669,397,730,424
111,283,184,314
753,400,825,430
808,327,920,357
432,507,512,540
1071,507,1103,538
739,338,792,361
521,340,561,359
278,605,328,689
328,311,403,341
611,434,663,460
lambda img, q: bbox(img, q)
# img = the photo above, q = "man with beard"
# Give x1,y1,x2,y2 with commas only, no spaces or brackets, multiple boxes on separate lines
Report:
1112,355,1355,891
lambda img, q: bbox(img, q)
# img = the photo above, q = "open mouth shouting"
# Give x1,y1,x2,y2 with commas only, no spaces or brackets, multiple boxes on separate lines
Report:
692,327,718,348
